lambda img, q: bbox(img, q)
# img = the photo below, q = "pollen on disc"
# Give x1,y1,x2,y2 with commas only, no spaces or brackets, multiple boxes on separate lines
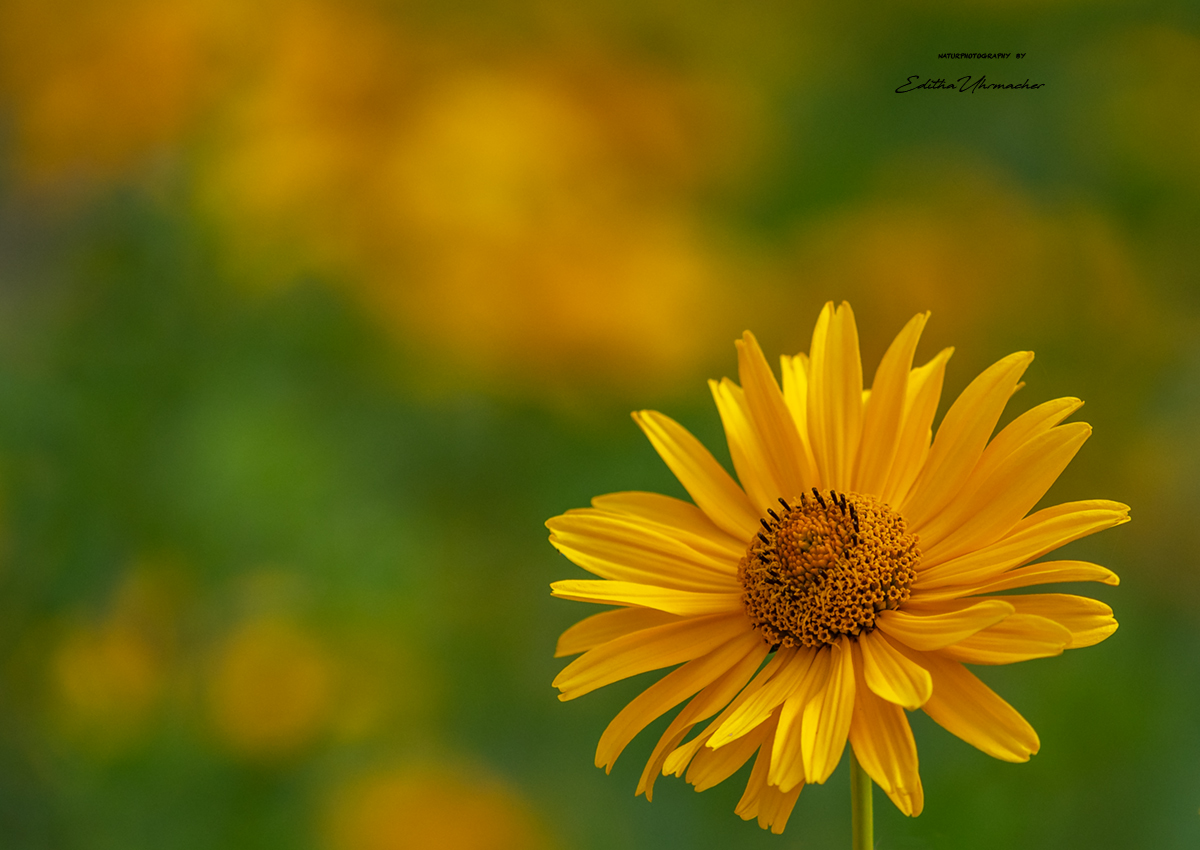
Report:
738,489,920,649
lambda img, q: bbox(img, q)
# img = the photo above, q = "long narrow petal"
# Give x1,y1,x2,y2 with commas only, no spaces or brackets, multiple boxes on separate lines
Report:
553,612,750,700
967,397,1084,485
971,560,1120,594
766,691,807,792
555,608,684,657
591,491,748,558
902,351,1034,528
735,715,803,834
848,642,924,816
879,347,954,507
549,513,739,592
710,378,784,516
638,639,770,800
596,629,765,770
737,331,818,494
917,422,1093,563
662,650,794,777
709,646,822,749
687,718,771,792
632,410,760,540
914,500,1130,588
911,560,1120,604
801,636,856,783
551,508,739,578
915,650,1039,762
807,301,864,490
858,630,933,709
939,614,1072,665
765,648,835,792
874,600,1013,651
991,594,1118,648
550,580,743,617
780,353,817,472
855,312,929,498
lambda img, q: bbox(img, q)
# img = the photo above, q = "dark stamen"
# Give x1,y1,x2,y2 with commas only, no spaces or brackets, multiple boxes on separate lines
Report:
757,531,770,544
778,497,792,511
760,518,773,532
812,488,826,508
767,509,780,523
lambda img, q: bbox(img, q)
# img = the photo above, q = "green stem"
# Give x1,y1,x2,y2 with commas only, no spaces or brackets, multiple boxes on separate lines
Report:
850,750,873,850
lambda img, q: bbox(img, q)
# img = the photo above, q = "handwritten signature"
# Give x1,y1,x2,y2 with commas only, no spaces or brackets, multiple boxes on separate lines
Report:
896,75,1044,93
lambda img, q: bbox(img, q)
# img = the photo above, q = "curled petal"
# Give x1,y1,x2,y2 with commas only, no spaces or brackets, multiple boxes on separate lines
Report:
858,630,933,709
939,614,1072,665
875,600,1013,651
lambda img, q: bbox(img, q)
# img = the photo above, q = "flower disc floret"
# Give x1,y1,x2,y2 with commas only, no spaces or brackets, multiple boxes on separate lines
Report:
738,488,920,649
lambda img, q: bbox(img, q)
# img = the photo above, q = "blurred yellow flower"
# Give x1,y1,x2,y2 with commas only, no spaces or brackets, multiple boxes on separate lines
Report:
324,766,551,850
207,616,335,758
548,302,1127,832
51,566,183,749
194,1,749,397
0,0,232,181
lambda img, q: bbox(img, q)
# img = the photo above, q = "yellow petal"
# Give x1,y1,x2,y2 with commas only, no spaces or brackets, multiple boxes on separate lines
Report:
632,410,760,541
591,491,747,559
780,352,813,457
709,646,822,749
916,422,1092,563
972,560,1120,594
902,351,1034,528
939,614,1071,665
858,630,933,709
555,607,684,657
879,347,954,507
916,650,1039,762
596,629,765,771
807,301,864,490
687,716,771,792
710,378,784,516
735,715,804,834
991,594,1118,648
912,559,1120,603
875,599,1013,651
854,312,929,498
550,580,743,617
914,499,1130,589
968,397,1084,485
737,331,818,495
662,649,793,777
766,690,807,792
548,512,739,592
848,642,924,816
801,637,856,784
553,612,749,700
637,639,769,800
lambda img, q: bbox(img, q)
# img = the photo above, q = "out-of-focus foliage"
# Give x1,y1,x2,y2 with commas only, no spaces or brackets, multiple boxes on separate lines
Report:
0,0,1196,848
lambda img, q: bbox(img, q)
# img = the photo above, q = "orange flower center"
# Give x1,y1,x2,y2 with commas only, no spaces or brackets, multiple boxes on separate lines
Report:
737,489,920,649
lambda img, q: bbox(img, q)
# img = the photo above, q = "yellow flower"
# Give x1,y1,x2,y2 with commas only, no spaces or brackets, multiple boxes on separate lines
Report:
547,301,1127,833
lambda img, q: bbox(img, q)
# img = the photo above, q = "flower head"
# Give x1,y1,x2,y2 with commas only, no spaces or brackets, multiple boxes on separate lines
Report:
548,302,1127,832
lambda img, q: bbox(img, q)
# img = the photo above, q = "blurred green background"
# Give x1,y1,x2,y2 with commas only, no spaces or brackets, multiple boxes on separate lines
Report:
0,1,1196,848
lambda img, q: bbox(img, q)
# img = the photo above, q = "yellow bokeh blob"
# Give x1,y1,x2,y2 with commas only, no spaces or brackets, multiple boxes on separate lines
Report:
324,766,551,850
0,0,236,180
50,565,185,749
207,617,335,758
54,622,163,739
